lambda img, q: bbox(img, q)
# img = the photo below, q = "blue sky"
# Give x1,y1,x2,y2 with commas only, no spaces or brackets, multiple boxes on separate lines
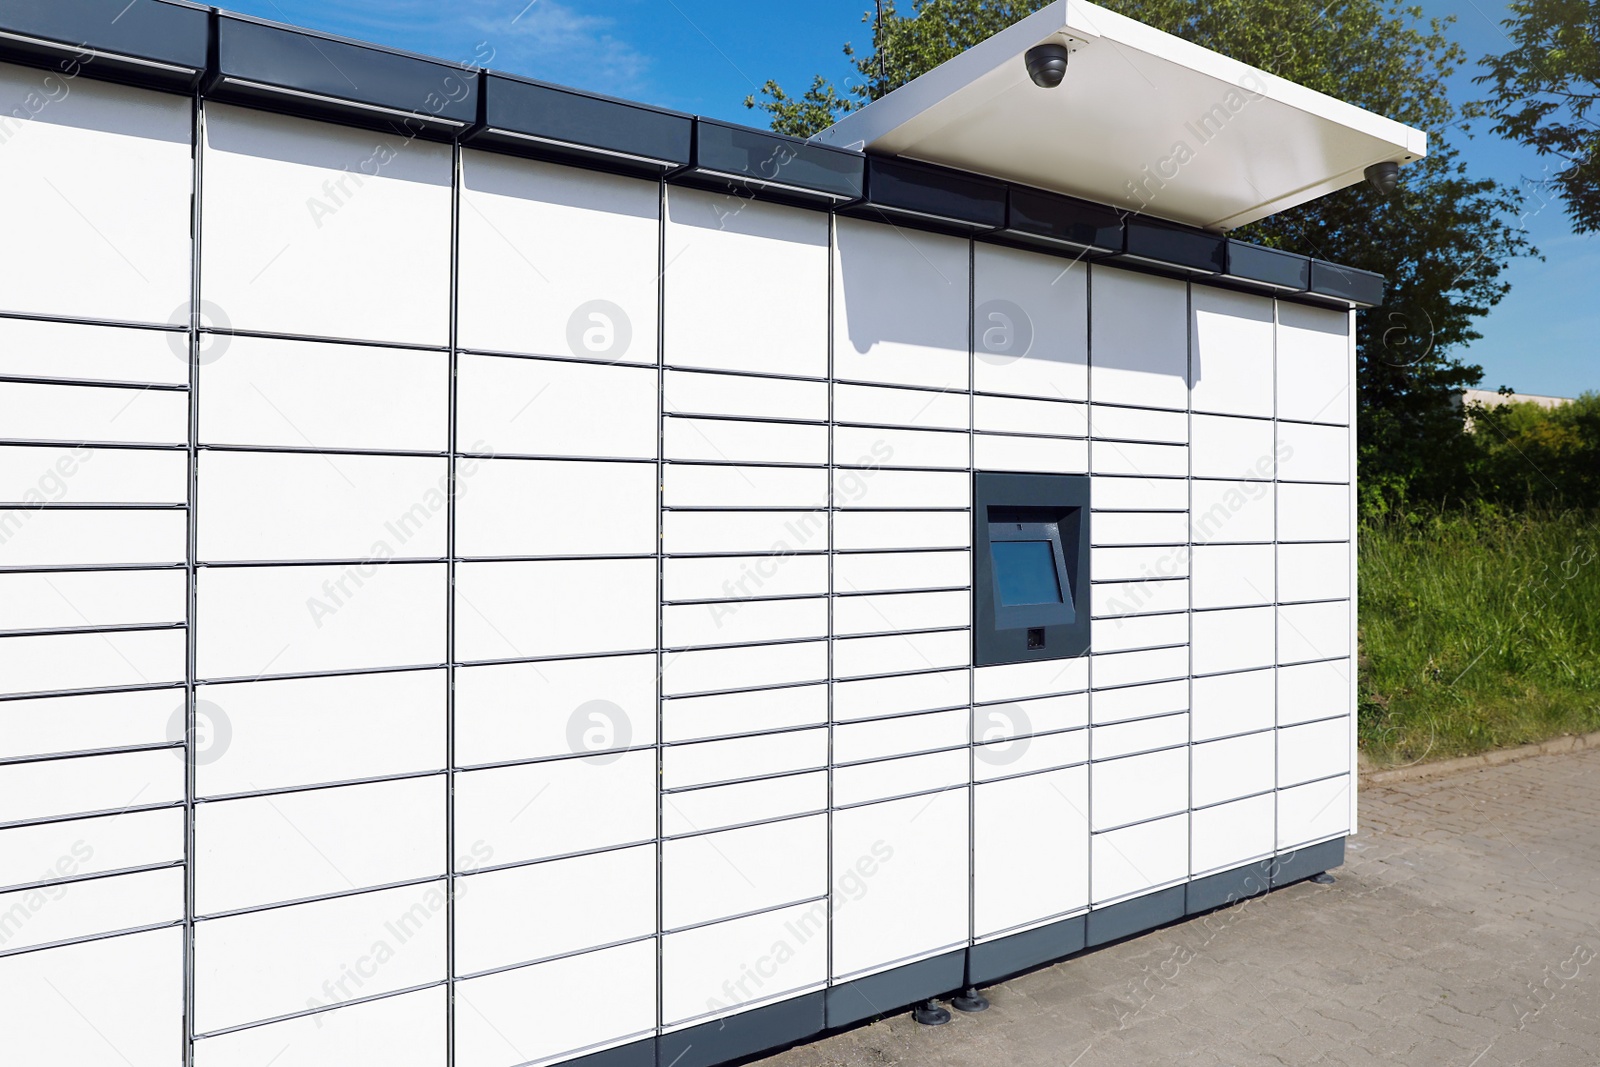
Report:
221,0,1596,397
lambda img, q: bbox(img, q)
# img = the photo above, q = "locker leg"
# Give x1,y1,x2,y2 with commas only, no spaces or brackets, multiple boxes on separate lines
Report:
1310,872,1337,885
952,987,990,1013
913,999,952,1026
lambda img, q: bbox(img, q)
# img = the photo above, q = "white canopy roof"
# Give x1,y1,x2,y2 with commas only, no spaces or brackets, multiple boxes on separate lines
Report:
814,0,1428,231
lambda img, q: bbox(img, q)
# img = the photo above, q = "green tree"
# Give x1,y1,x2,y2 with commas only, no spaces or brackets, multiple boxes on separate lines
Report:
1102,0,1533,513
1475,0,1600,233
749,0,1533,513
745,1,1052,137
1471,393,1600,507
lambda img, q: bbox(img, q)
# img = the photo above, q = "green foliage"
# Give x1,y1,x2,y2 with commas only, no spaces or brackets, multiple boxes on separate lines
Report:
1467,393,1600,507
1474,0,1600,232
1359,508,1600,764
749,76,863,140
744,1,1052,136
749,0,1534,515
1101,0,1532,514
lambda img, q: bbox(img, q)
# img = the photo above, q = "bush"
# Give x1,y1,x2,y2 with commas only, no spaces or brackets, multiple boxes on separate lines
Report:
1360,392,1600,519
1358,507,1600,764
1468,392,1600,507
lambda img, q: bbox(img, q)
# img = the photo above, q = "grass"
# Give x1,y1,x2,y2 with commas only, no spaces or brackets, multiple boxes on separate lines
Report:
1358,509,1600,766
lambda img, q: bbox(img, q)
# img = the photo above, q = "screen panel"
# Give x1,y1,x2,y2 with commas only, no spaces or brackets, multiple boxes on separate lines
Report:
974,473,1091,666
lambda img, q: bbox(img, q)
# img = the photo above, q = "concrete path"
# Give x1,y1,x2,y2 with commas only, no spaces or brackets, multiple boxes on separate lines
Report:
767,748,1600,1067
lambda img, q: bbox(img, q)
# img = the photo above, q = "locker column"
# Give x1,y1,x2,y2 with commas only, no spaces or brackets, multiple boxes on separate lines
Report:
1187,287,1280,884
189,102,454,1061
450,151,663,1067
655,186,833,1055
968,243,1093,976
1273,303,1357,856
1085,267,1193,925
0,63,193,1066
826,217,973,1019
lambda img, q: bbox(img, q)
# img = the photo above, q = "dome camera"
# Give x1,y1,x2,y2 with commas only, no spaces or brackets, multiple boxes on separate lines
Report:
1025,43,1070,89
1364,161,1401,196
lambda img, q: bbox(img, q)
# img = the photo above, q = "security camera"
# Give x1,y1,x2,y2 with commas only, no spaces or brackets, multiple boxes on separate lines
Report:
1025,43,1070,89
1364,161,1401,196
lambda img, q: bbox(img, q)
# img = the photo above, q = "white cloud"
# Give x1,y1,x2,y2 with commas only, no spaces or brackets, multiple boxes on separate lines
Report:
260,0,653,97
466,0,655,97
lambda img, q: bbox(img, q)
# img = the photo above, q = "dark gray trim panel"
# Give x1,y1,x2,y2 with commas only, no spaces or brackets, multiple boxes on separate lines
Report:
1185,860,1273,915
1226,241,1311,292
677,120,864,205
661,992,824,1067
844,157,1007,235
826,950,965,1028
468,73,692,176
1310,260,1383,307
209,14,478,136
1271,836,1345,888
0,0,208,90
1085,885,1185,948
999,187,1124,255
564,1038,657,1067
1120,219,1227,274
967,915,1086,986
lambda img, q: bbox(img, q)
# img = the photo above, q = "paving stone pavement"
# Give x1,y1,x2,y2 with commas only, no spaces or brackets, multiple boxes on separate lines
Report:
765,748,1600,1067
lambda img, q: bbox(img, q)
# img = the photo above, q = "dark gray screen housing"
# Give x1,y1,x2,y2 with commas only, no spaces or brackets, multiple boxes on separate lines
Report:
974,472,1091,666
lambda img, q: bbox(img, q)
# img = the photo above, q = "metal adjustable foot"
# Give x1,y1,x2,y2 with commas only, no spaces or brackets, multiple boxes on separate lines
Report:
1310,872,1336,885
951,987,990,1013
912,999,952,1026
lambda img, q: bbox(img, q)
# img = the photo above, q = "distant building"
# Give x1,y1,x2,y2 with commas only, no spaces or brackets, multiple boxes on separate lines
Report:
1458,388,1575,412
1457,389,1575,432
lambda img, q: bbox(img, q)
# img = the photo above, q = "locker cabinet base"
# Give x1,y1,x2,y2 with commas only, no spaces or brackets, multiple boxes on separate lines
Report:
825,950,966,1028
558,839,1347,1067
1271,837,1345,889
1185,838,1348,917
967,914,1088,986
1185,861,1274,915
659,992,825,1067
1086,885,1187,948
564,1037,657,1067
